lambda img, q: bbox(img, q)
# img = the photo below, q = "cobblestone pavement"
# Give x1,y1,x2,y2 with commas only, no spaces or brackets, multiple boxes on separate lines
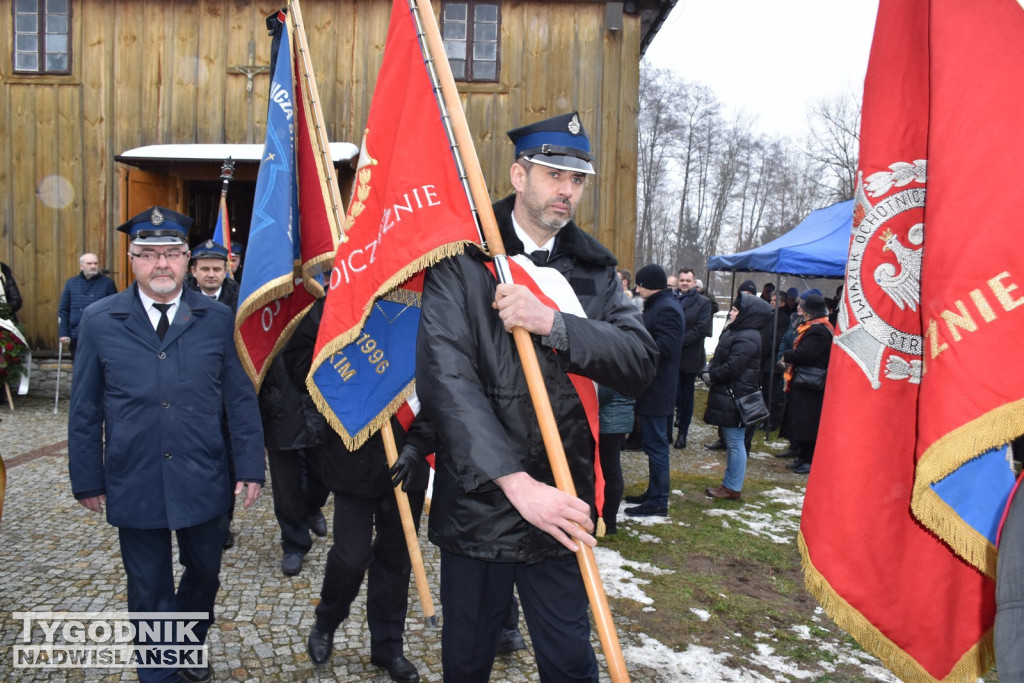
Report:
0,396,782,682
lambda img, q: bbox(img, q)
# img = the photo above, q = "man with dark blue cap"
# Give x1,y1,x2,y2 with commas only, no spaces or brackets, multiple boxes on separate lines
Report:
187,240,239,311
68,206,265,683
228,242,244,280
416,113,657,682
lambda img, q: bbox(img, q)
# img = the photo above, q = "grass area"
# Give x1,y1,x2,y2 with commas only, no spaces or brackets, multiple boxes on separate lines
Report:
598,389,1001,681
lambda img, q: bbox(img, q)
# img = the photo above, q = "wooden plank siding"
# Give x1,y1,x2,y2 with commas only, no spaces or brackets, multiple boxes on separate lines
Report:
1,0,651,349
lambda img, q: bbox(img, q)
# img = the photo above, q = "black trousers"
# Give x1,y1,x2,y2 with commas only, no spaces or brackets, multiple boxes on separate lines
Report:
439,551,598,683
117,513,228,683
673,371,698,436
599,433,626,530
315,490,424,660
267,448,329,556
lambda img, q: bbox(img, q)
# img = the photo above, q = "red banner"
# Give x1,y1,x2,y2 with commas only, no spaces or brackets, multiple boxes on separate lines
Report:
308,0,479,445
798,1,1024,679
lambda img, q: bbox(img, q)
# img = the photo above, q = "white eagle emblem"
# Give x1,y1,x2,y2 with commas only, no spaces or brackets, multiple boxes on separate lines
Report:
874,223,923,311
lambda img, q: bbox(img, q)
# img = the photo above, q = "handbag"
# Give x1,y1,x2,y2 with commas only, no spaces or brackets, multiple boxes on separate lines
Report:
791,366,827,391
727,386,770,427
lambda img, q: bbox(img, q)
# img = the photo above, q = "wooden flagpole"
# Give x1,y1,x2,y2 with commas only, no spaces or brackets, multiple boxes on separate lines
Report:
411,1,630,680
288,0,438,626
382,421,438,626
287,0,345,252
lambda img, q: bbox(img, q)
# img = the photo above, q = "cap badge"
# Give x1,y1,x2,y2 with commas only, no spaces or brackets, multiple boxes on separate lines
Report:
568,114,581,135
150,207,165,226
204,239,214,249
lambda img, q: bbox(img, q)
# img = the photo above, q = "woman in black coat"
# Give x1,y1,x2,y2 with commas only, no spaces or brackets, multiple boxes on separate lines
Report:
702,293,772,499
780,292,834,475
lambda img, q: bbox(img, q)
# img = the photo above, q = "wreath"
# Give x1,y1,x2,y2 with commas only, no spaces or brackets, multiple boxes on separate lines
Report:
0,320,28,387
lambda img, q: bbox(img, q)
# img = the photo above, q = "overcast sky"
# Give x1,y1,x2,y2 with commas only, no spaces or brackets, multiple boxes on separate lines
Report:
643,0,880,139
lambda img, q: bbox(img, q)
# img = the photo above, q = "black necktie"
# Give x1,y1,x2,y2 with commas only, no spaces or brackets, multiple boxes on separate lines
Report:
530,249,549,264
153,303,171,341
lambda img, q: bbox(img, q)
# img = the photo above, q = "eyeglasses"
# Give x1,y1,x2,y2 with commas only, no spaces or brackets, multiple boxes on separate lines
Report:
130,250,189,263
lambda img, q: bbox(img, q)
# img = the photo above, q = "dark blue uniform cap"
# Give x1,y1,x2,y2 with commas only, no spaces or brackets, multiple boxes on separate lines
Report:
117,206,191,245
191,239,229,261
507,112,595,175
230,243,244,255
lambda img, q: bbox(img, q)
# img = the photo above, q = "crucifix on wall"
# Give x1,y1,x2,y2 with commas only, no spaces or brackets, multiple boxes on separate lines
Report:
228,41,270,97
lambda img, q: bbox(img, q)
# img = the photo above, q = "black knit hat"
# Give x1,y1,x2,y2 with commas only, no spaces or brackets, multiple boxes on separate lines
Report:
635,264,668,290
737,279,757,296
800,292,828,319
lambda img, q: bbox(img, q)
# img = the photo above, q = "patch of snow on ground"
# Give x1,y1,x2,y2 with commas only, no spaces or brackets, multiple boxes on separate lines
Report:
761,487,805,507
748,642,817,680
789,624,811,640
702,490,803,544
749,450,774,460
690,608,710,621
623,635,776,682
592,546,672,605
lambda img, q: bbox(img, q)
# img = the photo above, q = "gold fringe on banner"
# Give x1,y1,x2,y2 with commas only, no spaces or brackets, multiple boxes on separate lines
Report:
799,532,994,682
912,397,1024,579
234,264,314,390
305,240,473,451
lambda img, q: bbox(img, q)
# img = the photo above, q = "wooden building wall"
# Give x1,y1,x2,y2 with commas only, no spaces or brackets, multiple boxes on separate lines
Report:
0,0,643,349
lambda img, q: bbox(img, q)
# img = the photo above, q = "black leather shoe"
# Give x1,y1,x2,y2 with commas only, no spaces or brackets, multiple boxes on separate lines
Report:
673,435,687,449
370,655,420,683
624,502,668,517
792,462,811,474
222,531,234,549
281,553,303,576
179,664,212,682
786,459,805,470
496,626,527,654
624,491,648,504
307,624,334,666
704,439,726,451
309,511,328,537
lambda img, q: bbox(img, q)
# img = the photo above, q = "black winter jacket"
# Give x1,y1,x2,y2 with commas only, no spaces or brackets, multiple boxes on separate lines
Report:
637,289,684,416
678,288,713,373
703,294,772,427
418,195,658,563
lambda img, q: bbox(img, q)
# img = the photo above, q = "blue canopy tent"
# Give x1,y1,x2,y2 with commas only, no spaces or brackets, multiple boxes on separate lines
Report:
707,199,854,278
705,199,853,432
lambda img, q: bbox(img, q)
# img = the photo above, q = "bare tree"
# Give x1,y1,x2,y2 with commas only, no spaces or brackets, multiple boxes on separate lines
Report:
804,90,861,201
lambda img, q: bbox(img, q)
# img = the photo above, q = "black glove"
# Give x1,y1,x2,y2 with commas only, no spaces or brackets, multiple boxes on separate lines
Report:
701,370,712,385
389,444,421,491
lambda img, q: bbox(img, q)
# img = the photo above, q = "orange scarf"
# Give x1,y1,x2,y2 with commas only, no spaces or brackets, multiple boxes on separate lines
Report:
783,317,835,388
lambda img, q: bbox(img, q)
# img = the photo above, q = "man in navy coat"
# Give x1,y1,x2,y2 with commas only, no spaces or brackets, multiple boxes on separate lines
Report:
68,206,265,683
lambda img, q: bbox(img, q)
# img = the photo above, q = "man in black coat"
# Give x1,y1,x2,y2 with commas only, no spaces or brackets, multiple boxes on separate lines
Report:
672,267,713,449
185,240,239,311
292,298,429,683
625,264,684,517
416,112,657,682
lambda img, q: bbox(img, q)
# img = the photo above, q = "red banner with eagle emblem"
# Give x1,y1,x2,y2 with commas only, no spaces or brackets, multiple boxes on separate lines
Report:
799,0,1024,679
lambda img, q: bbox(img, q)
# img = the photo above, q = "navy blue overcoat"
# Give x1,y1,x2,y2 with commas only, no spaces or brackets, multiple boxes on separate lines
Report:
68,284,265,530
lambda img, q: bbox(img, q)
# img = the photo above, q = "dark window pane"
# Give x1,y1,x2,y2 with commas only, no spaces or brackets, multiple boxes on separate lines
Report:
15,53,39,71
443,22,466,40
46,52,69,72
475,4,498,22
47,0,69,13
450,59,466,79
474,42,496,61
444,3,467,21
47,15,69,34
15,34,39,52
473,61,496,81
46,34,68,53
15,14,39,33
475,23,497,42
15,0,39,12
444,39,466,60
